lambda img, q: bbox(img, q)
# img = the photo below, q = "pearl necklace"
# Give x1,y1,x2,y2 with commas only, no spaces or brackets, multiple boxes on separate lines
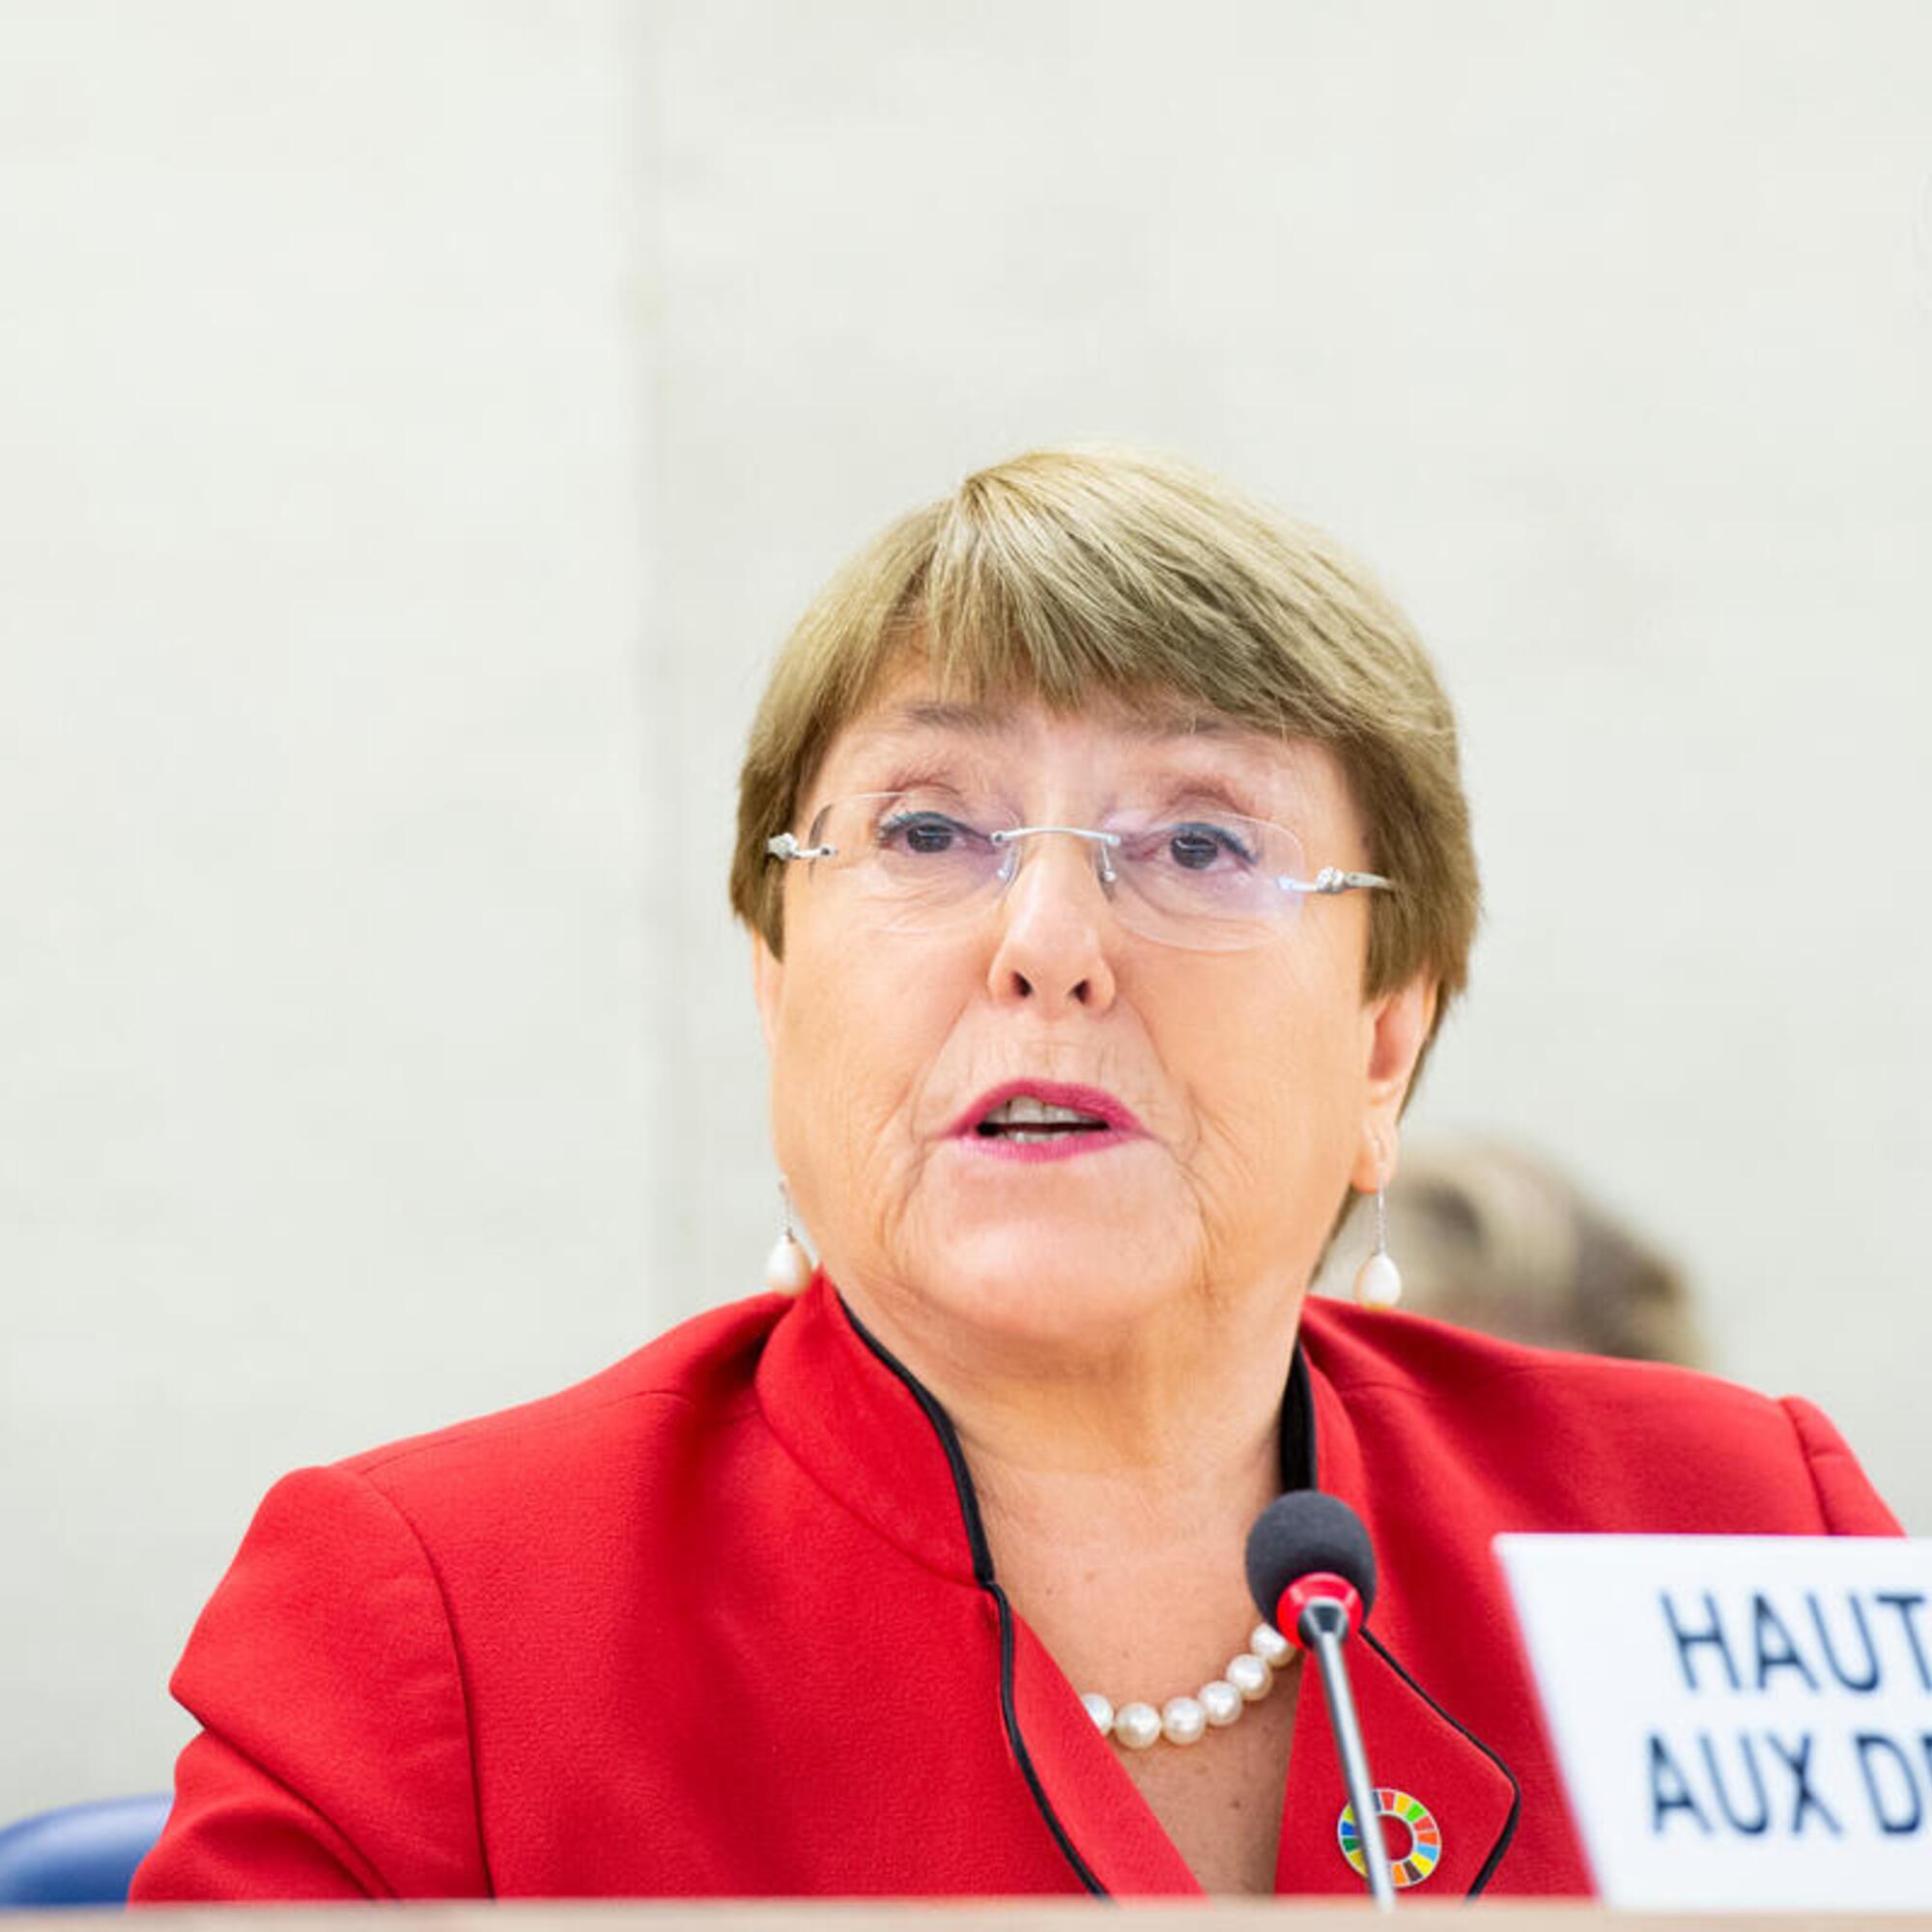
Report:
1080,1621,1294,1748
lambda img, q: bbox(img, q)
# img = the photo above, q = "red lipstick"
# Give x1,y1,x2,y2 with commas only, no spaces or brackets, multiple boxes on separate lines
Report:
948,1080,1146,1164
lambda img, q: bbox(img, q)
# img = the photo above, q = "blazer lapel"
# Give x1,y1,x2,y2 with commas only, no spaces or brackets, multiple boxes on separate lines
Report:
1276,1347,1520,1897
1275,1626,1519,1895
1009,1620,1203,1894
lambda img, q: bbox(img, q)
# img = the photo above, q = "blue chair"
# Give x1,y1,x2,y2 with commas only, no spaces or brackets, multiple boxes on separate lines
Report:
0,1797,172,1909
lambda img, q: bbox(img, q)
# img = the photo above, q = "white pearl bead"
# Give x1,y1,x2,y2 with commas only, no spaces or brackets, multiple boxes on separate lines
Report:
764,1236,812,1295
1160,1696,1208,1746
1226,1652,1273,1701
1354,1249,1403,1309
1080,1691,1114,1735
1250,1622,1293,1668
1113,1701,1162,1749
1199,1678,1242,1727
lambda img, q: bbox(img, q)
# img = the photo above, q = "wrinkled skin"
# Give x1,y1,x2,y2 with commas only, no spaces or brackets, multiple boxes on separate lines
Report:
752,668,1435,1385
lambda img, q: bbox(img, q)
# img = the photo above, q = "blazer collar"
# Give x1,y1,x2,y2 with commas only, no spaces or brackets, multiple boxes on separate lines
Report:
755,1273,986,1583
755,1277,1519,1896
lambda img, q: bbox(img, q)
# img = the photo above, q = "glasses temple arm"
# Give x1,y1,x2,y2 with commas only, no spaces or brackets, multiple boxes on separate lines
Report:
1278,867,1396,895
767,833,837,863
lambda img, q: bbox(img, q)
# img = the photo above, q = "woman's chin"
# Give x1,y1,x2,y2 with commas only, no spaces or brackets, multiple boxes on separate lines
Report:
907,1216,1194,1355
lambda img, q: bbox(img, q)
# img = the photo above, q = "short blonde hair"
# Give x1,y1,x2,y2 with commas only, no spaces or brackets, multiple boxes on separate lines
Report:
731,446,1479,1033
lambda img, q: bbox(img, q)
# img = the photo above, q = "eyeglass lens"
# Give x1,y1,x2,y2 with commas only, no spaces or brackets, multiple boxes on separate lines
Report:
801,791,1316,952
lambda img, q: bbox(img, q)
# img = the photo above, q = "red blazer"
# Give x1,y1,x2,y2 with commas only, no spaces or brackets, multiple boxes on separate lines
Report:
133,1279,1898,1902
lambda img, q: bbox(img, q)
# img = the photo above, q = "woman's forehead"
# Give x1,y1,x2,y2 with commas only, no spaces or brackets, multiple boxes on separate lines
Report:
833,663,1280,760
814,677,1354,826
853,692,1252,747
831,676,1283,757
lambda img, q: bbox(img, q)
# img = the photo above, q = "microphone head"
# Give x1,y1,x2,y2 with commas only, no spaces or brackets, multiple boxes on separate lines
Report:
1245,1490,1378,1627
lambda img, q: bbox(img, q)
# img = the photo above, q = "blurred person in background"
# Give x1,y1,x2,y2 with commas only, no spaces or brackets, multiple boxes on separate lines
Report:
133,449,1896,1903
1321,1137,1703,1366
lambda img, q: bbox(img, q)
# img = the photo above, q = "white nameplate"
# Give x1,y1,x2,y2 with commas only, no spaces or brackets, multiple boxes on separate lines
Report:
1495,1535,1932,1912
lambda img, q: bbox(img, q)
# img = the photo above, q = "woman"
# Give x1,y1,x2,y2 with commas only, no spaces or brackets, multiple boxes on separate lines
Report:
133,448,1896,1903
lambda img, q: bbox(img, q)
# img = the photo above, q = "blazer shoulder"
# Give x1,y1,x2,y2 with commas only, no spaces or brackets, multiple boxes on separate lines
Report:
1299,1291,1741,1409
1297,1295,1900,1534
336,1292,787,1503
143,1294,797,1900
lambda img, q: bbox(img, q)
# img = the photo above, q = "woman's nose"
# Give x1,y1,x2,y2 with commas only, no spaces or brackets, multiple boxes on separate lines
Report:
984,833,1120,1015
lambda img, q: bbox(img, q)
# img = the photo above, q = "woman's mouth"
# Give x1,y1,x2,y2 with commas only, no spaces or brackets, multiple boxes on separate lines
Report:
975,1094,1112,1144
949,1082,1145,1162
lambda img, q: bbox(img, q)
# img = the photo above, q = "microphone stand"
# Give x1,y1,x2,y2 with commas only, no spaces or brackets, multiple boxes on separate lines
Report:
1296,1596,1396,1912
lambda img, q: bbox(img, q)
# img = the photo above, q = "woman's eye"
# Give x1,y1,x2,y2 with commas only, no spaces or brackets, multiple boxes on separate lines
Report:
1163,823,1253,871
881,812,963,856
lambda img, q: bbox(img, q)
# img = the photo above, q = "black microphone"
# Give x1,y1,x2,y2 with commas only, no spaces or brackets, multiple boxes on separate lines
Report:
1246,1492,1395,1910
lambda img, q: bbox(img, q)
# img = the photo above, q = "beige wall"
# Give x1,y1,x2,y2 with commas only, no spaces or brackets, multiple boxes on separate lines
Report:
0,1,662,1817
4,0,1929,1820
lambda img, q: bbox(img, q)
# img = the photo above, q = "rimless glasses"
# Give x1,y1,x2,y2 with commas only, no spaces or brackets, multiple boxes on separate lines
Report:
766,790,1393,954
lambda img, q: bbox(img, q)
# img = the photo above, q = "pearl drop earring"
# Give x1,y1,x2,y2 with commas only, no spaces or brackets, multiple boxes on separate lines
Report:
764,1180,813,1296
1352,1157,1403,1311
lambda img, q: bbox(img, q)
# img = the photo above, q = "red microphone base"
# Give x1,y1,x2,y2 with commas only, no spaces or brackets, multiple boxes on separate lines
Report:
1274,1570,1365,1644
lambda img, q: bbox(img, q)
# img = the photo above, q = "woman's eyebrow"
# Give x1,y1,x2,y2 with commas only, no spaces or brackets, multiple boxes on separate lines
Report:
844,704,1293,806
869,700,1015,736
868,699,1252,740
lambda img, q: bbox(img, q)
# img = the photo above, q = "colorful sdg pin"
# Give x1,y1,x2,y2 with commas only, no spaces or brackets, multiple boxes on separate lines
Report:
1337,1787,1442,1889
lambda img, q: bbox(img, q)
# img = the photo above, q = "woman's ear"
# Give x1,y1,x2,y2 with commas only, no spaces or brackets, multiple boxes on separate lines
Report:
750,932,783,1054
1350,975,1437,1192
